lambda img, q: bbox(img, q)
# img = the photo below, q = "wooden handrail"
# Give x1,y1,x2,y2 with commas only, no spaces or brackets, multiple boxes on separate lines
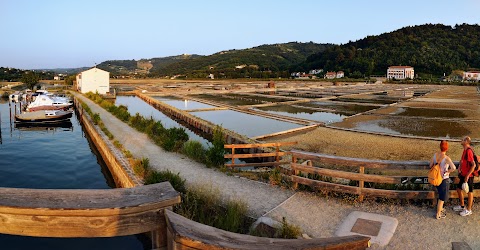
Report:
224,141,298,149
165,209,370,250
289,149,480,200
291,163,402,184
224,142,297,168
291,149,429,170
0,182,180,237
225,152,288,158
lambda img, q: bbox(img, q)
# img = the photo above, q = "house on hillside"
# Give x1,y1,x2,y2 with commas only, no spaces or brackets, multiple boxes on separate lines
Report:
387,66,414,80
336,71,344,78
76,67,110,94
463,71,480,81
324,71,337,79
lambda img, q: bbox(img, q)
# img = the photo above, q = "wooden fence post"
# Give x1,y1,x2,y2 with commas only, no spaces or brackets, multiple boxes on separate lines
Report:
231,147,235,168
275,143,280,165
292,156,298,190
358,166,365,202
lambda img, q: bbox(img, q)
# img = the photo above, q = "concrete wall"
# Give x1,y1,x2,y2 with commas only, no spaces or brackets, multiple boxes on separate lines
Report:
75,99,141,188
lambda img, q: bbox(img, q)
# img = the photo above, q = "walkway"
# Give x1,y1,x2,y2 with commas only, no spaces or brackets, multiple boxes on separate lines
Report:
74,93,294,217
75,93,480,249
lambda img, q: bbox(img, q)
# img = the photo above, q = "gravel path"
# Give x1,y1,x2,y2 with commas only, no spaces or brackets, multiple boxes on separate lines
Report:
267,191,480,249
74,93,294,217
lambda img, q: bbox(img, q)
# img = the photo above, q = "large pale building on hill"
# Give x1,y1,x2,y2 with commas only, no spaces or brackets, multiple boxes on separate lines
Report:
463,71,480,81
76,67,110,94
387,66,414,80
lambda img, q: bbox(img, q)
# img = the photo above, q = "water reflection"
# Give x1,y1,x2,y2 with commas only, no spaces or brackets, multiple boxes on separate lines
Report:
153,96,216,110
193,110,303,138
254,105,345,123
0,99,144,249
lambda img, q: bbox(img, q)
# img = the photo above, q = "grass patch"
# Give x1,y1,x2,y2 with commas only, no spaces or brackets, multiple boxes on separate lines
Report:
144,170,186,193
132,157,150,178
182,140,207,162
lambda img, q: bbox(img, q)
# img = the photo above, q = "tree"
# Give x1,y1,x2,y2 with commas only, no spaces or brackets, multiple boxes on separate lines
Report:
65,75,76,85
21,71,40,89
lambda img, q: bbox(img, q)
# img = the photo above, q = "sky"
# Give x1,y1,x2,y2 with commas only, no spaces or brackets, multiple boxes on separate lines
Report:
1,0,479,69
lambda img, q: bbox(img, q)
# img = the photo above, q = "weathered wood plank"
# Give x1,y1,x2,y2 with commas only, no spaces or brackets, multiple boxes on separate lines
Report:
291,149,429,170
224,141,298,149
0,182,181,237
225,161,290,168
291,163,402,184
166,210,370,250
290,175,437,199
224,152,288,159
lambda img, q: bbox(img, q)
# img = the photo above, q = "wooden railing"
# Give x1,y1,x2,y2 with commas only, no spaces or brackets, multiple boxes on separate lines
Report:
0,182,180,241
224,142,297,168
165,209,370,250
290,149,480,201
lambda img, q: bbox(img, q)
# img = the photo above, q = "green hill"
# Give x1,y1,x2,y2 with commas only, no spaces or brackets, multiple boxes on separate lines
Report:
96,54,202,76
297,24,480,77
150,42,333,78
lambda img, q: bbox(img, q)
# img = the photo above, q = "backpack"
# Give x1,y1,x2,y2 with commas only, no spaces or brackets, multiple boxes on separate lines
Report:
428,154,444,186
464,148,480,177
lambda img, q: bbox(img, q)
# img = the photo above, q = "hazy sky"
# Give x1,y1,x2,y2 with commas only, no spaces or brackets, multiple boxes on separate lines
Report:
1,0,478,69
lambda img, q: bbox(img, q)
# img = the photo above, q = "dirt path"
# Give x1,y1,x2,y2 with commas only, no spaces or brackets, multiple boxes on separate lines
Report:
74,93,294,217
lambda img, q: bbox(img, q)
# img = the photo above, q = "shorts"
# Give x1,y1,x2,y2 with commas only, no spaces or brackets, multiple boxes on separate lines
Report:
436,179,450,201
457,175,474,193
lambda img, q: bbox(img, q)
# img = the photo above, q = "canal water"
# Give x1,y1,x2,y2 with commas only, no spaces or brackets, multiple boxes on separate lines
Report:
152,96,217,110
253,105,345,123
0,99,144,249
115,96,211,146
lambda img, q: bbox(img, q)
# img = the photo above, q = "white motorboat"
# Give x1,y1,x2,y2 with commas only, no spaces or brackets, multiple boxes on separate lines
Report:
26,94,73,112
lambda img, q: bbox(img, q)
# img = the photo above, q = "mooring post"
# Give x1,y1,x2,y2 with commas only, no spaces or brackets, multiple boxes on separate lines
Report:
359,166,365,202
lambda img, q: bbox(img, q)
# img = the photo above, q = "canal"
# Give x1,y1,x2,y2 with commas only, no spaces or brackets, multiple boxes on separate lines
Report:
0,99,145,249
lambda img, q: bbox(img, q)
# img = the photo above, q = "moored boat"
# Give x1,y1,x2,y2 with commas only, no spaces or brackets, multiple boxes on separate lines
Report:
26,94,73,111
15,110,73,123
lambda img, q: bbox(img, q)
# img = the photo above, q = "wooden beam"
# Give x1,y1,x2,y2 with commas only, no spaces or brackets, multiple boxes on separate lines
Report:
225,161,290,168
225,152,288,159
291,150,429,170
290,175,437,199
224,141,298,149
165,209,370,250
291,163,402,184
0,182,180,237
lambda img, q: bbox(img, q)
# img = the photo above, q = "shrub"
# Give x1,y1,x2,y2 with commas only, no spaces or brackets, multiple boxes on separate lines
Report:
182,140,207,162
133,157,150,178
162,127,189,151
92,113,101,125
144,170,187,193
277,217,301,239
206,125,227,167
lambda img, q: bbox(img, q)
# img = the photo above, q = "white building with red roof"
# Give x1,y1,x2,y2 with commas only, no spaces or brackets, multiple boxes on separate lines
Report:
387,66,414,80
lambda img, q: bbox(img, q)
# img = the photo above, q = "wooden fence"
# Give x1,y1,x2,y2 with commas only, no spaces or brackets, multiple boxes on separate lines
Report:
165,209,370,250
224,142,297,168
289,149,480,201
0,182,180,247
